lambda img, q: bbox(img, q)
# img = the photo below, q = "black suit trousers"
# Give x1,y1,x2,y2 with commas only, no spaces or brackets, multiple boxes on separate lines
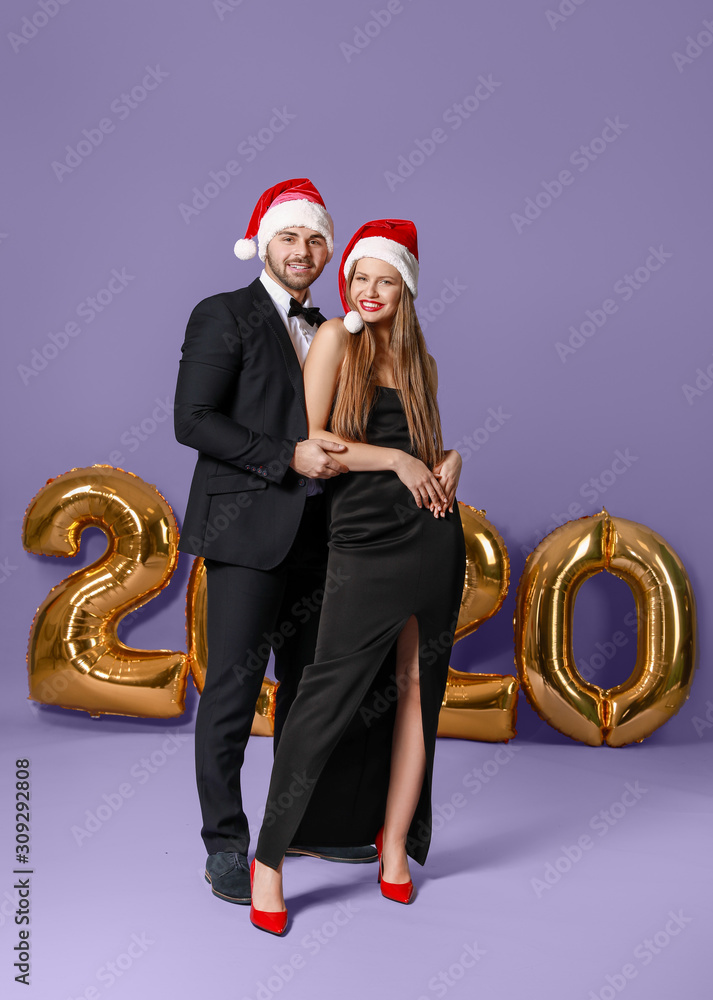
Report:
195,494,328,855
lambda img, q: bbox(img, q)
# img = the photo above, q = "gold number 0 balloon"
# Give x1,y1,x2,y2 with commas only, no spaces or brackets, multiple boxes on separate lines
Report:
186,502,518,741
515,508,697,746
22,466,189,718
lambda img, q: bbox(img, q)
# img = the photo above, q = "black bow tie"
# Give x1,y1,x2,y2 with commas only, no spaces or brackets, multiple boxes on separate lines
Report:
288,297,326,327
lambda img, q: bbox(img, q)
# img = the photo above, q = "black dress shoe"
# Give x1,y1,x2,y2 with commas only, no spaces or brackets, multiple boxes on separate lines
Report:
204,852,251,904
285,844,378,863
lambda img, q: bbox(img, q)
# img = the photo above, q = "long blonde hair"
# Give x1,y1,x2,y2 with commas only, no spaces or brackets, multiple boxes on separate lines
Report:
331,262,444,469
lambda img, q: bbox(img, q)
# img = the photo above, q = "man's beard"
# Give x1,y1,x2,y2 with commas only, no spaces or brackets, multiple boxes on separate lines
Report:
265,248,316,292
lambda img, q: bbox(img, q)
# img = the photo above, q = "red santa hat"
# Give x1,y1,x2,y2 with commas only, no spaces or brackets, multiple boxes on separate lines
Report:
233,178,334,262
339,219,419,333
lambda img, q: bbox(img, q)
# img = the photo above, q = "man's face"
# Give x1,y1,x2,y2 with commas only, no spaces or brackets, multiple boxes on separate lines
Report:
265,227,329,294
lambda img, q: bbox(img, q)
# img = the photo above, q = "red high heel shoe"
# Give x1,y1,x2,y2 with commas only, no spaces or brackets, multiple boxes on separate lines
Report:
375,827,414,904
249,859,288,935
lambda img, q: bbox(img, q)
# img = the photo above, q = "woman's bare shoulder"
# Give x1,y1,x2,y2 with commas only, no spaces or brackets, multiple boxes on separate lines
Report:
316,317,350,339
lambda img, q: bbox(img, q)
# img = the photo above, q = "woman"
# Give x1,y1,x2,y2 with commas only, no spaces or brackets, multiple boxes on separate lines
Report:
250,219,466,934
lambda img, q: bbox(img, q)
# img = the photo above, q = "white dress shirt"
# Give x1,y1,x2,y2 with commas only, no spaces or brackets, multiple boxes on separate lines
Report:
259,268,319,368
258,268,324,494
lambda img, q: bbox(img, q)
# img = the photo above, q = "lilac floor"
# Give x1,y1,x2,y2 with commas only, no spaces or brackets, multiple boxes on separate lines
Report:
2,702,709,1000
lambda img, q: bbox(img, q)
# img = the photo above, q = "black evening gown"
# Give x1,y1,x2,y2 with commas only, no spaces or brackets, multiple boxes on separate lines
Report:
256,386,466,868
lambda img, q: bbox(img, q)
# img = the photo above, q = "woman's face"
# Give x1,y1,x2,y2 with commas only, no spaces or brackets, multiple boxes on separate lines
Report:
349,257,403,327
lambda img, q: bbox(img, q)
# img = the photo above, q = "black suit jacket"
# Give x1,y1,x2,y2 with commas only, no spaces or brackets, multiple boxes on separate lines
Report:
174,278,312,569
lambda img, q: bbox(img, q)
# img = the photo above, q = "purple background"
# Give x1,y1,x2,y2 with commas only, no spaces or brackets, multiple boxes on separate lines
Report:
1,1,711,997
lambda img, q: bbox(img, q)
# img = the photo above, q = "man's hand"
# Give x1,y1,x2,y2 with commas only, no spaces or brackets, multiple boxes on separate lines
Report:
290,439,349,479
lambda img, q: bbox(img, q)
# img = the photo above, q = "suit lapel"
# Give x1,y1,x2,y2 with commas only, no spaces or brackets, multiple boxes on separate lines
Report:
249,278,306,413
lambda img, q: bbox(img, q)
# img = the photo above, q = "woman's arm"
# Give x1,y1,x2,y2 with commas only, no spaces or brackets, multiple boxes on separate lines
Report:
305,321,448,510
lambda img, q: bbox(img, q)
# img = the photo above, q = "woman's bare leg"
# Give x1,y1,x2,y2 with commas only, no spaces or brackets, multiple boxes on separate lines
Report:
251,857,286,912
381,615,425,883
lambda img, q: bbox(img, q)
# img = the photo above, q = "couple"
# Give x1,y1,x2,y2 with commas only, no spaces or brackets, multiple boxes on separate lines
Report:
174,178,465,935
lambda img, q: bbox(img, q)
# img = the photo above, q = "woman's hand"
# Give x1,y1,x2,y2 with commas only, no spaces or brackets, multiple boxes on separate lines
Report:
394,452,449,516
433,450,462,514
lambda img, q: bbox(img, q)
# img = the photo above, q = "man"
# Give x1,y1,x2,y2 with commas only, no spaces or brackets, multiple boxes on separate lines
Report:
174,178,376,906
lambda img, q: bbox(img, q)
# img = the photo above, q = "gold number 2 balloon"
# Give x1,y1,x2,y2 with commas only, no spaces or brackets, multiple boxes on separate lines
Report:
186,558,275,736
515,508,697,746
437,504,518,742
22,466,189,718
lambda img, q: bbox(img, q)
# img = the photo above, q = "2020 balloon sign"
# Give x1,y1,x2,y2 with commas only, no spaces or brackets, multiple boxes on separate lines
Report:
22,466,697,745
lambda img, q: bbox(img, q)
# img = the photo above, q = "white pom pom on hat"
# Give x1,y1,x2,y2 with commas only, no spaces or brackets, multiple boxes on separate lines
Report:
343,310,364,334
233,238,257,260
233,178,333,262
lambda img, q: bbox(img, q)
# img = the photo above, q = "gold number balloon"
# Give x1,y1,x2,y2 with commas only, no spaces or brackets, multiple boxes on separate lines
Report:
23,468,695,747
437,504,518,742
514,508,697,746
22,466,189,718
186,557,275,736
